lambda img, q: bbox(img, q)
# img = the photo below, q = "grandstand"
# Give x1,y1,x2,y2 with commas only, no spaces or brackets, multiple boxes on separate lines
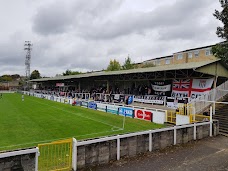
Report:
29,44,228,128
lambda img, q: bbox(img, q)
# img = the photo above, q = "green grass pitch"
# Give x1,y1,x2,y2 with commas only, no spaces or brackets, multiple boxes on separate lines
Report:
0,93,165,151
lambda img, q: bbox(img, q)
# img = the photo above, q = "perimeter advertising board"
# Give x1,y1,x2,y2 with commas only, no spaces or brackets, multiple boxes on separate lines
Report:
88,101,97,110
97,103,107,112
81,101,88,108
134,109,152,121
119,107,134,118
153,111,166,124
106,104,119,114
75,100,82,106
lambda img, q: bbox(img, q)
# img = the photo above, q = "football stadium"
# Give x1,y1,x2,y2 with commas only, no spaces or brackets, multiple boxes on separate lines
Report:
1,44,228,170
1,1,228,170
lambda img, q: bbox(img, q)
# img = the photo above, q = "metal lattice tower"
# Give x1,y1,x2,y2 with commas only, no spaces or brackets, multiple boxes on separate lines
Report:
24,41,32,80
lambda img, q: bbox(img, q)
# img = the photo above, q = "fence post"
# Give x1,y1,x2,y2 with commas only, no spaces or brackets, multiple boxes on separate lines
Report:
117,136,120,160
72,138,77,171
163,97,166,106
194,123,196,140
210,106,213,137
174,126,177,145
35,147,40,171
149,132,152,152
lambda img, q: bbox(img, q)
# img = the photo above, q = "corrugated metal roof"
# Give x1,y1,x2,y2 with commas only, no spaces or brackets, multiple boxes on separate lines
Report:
30,59,221,82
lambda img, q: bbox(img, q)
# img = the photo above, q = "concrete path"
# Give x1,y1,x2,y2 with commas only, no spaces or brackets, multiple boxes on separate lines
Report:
82,135,228,171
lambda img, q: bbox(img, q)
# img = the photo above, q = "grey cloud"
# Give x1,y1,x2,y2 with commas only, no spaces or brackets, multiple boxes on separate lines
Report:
31,38,108,73
32,0,217,41
0,44,24,67
0,65,24,75
78,0,216,40
32,0,123,36
32,2,73,35
107,47,126,56
158,25,205,41
71,0,122,18
1,0,221,77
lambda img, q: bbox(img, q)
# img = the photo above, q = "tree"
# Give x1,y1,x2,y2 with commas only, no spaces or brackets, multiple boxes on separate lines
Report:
30,70,41,80
0,75,12,82
212,0,228,63
106,59,122,71
62,69,81,76
140,62,155,68
122,55,135,70
11,74,20,80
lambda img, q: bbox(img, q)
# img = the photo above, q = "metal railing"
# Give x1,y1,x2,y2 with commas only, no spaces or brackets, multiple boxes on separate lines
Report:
190,114,210,123
190,80,228,113
72,121,213,170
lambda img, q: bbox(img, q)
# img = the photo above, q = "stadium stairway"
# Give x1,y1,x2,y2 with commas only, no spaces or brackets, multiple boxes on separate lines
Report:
213,95,228,136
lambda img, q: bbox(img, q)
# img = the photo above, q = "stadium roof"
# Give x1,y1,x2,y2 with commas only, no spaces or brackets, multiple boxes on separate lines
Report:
30,59,228,82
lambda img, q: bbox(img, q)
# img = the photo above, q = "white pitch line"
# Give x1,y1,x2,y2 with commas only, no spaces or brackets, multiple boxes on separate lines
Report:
74,129,123,139
29,98,122,130
0,129,123,150
0,94,125,150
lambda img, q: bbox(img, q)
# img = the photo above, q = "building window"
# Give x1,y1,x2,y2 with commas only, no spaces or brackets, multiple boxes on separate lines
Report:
205,48,212,56
165,59,170,64
194,50,199,57
156,59,160,65
188,52,192,58
177,54,183,60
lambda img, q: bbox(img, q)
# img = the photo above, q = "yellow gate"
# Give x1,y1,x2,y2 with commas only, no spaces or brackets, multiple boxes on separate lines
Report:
167,111,176,124
38,138,72,171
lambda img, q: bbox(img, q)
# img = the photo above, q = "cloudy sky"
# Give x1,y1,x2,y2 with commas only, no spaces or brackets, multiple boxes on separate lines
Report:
0,0,223,77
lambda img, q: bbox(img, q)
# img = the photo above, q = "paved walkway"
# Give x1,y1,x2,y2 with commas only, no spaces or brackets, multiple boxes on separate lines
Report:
83,135,228,171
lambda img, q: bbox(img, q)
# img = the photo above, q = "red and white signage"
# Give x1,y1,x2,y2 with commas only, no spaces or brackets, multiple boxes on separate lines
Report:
171,78,214,99
134,109,152,121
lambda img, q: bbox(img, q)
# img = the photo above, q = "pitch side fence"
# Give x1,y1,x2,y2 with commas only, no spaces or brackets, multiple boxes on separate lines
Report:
0,90,15,93
24,91,213,125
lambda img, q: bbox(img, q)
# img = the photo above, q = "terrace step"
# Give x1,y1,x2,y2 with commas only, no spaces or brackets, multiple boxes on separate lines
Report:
213,96,228,135
219,132,228,137
220,129,228,134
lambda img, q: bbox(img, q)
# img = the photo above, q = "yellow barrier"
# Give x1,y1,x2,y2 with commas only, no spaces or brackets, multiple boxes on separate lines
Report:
167,111,176,124
190,114,210,123
38,138,72,171
176,104,194,115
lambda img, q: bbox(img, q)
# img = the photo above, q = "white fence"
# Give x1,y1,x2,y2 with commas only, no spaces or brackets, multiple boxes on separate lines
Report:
72,121,213,170
190,80,228,113
0,90,15,93
133,95,167,106
0,121,215,171
0,148,39,171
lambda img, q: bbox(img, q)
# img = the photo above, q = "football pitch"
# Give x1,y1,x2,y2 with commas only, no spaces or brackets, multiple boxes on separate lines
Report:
0,93,165,151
